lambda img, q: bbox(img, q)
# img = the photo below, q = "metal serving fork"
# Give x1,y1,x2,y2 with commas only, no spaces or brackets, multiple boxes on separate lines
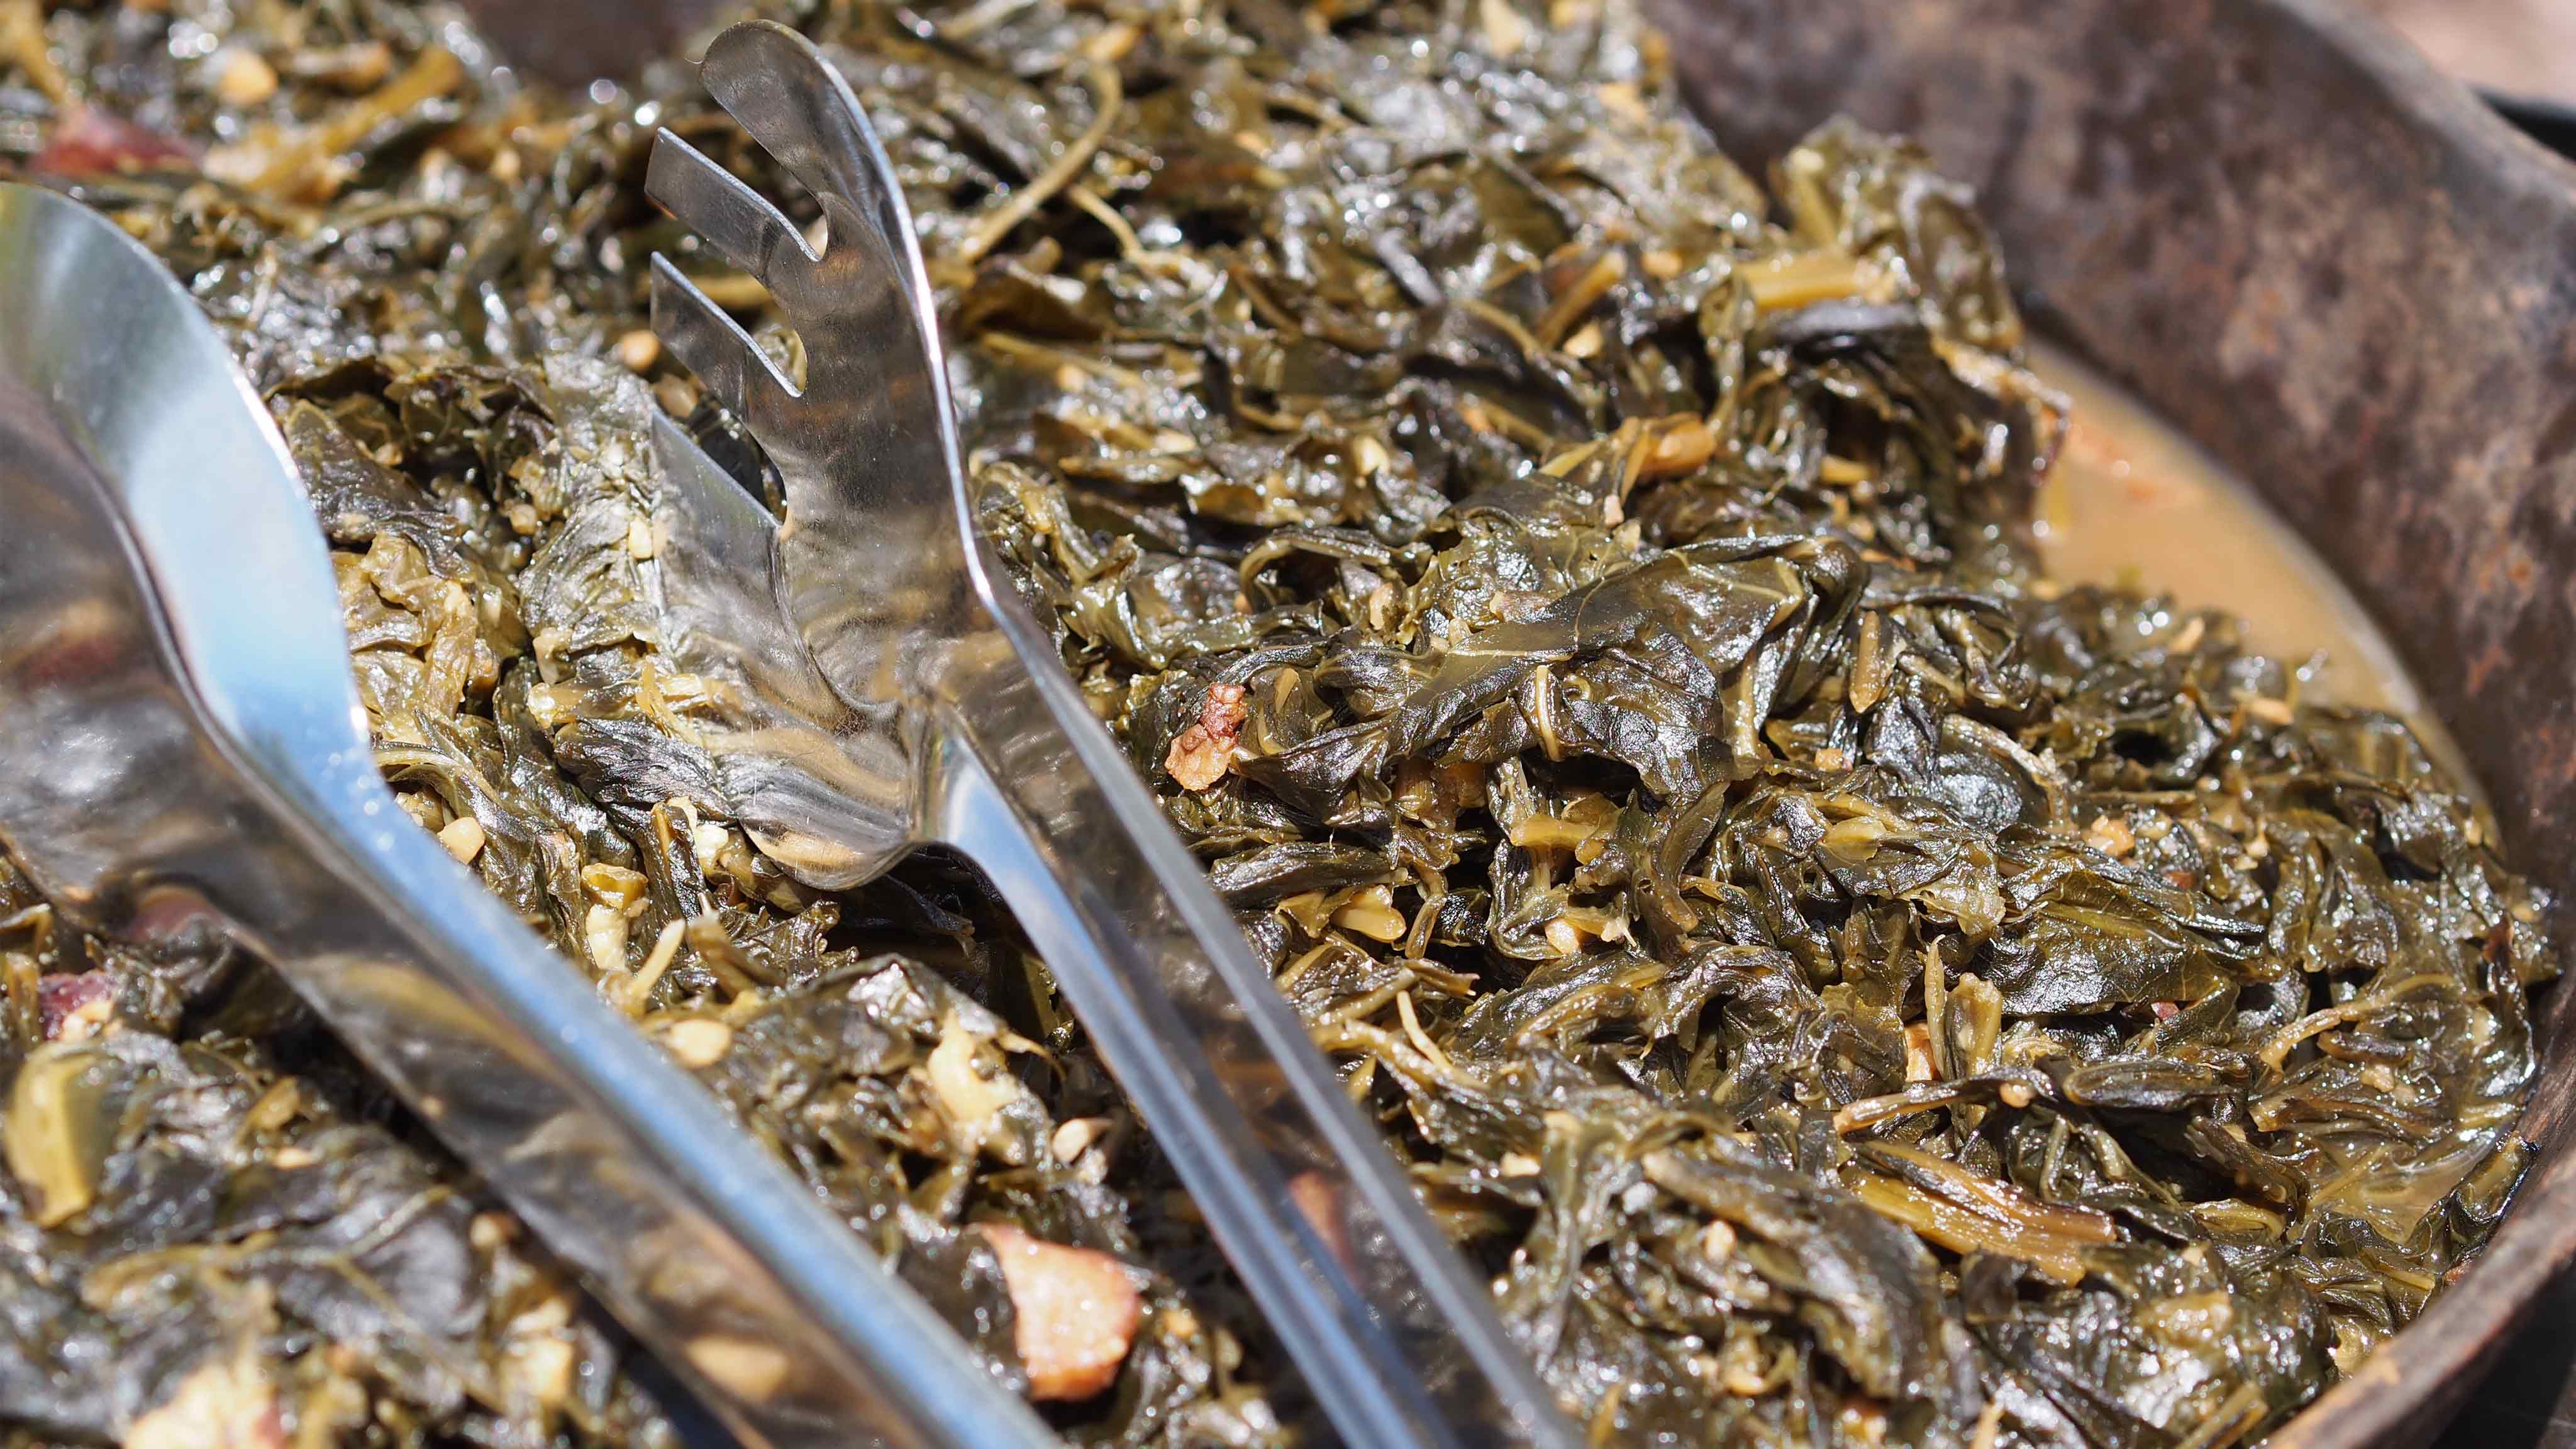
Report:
0,182,1052,1449
643,22,1579,1449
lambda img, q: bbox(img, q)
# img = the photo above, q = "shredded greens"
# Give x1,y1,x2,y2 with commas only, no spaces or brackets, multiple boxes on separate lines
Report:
0,1,2553,1446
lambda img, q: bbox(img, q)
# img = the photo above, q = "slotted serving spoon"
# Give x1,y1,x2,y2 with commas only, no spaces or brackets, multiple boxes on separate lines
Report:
0,23,1580,1448
0,180,1053,1449
638,21,1578,1449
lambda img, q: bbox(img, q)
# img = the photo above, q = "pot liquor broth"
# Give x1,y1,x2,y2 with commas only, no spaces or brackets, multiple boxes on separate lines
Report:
2033,344,2437,723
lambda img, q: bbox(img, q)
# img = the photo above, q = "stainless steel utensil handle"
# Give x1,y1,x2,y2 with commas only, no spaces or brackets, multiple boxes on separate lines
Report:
0,179,1044,1449
927,599,1577,1449
195,752,1056,1449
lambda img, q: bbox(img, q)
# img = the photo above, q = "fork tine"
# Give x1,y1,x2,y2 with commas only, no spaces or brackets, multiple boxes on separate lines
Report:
650,254,799,430
646,131,818,295
694,23,933,324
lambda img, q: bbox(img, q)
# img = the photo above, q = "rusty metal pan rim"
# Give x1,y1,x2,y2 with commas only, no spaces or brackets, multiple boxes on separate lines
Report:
2231,26,2576,1442
384,0,2576,1441
1645,0,2576,1443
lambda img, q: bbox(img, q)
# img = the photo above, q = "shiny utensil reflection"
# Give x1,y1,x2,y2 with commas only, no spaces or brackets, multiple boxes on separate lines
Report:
0,180,1050,1449
640,22,1580,1449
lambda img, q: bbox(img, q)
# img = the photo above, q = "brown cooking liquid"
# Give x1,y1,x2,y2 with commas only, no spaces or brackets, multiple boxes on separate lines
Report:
2026,343,2473,784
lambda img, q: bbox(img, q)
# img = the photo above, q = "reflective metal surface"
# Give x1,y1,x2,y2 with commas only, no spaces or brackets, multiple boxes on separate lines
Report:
644,23,1580,1449
0,182,1050,1449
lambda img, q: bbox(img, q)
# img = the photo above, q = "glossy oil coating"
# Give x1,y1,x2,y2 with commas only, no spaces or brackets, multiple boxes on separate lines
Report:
1647,1,2576,1442
642,23,1579,1449
0,182,1052,1449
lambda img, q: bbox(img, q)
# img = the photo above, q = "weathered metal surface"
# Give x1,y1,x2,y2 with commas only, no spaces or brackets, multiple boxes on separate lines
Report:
427,0,2576,1440
1648,2,2576,1443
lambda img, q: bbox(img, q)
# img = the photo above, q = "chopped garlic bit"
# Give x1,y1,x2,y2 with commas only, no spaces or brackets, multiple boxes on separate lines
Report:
1840,1394,1890,1447
2084,814,2136,858
1637,414,1716,480
469,1211,518,1252
924,1014,1024,1148
614,328,661,372
1476,0,1530,53
501,1333,575,1413
211,49,279,109
1701,1219,1738,1261
497,1296,579,1412
663,1017,733,1070
123,1352,283,1449
691,820,733,875
1330,884,1407,943
582,903,629,974
1050,1115,1111,1164
435,814,486,865
684,1335,793,1403
523,684,574,730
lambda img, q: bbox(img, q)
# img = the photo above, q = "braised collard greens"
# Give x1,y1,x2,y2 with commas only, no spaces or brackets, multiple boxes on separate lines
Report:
0,1,2554,1446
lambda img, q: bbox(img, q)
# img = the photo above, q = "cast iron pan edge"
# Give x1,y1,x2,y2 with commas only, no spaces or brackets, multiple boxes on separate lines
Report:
1648,1,2576,1443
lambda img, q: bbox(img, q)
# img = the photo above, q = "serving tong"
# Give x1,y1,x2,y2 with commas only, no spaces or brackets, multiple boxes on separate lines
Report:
0,182,1047,1449
640,21,1576,1449
0,20,1582,1449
